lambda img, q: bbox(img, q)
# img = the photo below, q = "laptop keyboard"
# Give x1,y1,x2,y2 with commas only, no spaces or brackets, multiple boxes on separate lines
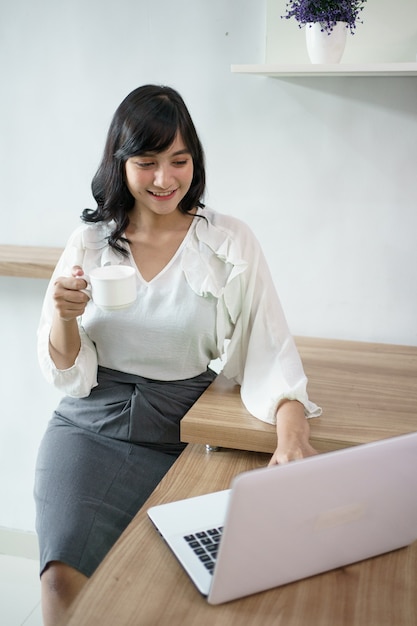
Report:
183,527,223,574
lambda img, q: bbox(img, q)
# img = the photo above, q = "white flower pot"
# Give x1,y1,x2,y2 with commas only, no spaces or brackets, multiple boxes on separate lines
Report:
305,21,347,64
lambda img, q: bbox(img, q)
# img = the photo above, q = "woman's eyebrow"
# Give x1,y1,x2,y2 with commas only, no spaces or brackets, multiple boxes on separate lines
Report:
138,148,191,157
172,149,191,156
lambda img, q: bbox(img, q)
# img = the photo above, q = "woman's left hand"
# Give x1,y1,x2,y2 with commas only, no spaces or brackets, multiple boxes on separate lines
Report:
268,399,318,466
268,438,318,466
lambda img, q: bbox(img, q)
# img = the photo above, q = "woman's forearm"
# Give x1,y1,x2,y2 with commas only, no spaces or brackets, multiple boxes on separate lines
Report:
47,267,89,370
49,314,82,370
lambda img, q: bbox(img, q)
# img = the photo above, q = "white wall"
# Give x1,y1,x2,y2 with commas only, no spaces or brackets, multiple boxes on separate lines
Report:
0,0,416,533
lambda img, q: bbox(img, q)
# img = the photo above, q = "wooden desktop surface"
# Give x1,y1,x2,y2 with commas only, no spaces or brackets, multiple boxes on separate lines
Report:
63,443,417,626
63,337,417,624
0,245,62,278
181,337,417,453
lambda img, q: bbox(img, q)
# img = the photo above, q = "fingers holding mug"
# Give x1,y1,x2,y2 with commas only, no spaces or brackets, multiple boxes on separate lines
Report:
52,266,91,321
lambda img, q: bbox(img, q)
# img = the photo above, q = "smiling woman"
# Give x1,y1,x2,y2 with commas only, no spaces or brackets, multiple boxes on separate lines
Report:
34,84,321,626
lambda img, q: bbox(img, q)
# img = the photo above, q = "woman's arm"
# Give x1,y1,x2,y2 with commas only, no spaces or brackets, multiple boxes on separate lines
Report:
268,399,318,466
37,227,99,397
48,266,90,369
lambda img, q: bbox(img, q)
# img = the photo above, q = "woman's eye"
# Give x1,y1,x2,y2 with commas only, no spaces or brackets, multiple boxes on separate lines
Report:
136,162,154,169
173,160,188,167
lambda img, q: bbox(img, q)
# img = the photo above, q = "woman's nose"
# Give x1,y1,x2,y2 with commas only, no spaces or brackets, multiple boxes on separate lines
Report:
153,165,171,188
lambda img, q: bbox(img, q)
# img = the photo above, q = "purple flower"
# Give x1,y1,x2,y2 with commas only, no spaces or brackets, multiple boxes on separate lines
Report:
281,0,367,34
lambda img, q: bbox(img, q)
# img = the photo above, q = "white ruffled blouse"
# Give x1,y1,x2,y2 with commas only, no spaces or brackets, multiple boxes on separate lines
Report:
37,207,321,424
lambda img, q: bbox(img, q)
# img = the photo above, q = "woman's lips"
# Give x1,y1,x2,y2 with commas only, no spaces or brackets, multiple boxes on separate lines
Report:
148,189,177,201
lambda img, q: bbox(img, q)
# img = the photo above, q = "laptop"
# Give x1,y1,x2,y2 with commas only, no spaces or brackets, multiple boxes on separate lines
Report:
147,431,417,605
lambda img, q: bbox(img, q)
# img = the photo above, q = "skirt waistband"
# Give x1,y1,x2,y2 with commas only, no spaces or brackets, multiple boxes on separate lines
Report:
52,366,217,451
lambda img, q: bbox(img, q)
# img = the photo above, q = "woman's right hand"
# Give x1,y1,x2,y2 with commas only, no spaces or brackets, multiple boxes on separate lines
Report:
52,265,90,321
49,266,90,369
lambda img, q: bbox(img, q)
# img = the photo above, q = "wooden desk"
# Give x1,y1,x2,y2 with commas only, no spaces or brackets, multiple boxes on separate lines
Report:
181,337,417,454
63,443,417,626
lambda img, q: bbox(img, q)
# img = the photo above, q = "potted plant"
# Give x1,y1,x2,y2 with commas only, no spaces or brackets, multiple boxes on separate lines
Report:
281,0,367,63
281,0,367,34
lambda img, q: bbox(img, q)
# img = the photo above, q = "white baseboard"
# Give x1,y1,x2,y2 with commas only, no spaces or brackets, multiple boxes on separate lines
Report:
0,527,39,560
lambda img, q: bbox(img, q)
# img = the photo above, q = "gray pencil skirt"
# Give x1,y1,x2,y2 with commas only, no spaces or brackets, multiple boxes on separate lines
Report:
34,366,216,578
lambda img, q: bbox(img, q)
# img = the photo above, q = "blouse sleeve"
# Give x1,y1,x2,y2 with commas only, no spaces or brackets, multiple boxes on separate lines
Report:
223,239,321,424
219,222,322,424
37,227,99,397
182,209,321,425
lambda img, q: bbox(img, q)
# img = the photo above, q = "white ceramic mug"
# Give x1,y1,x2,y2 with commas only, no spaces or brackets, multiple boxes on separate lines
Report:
84,265,137,310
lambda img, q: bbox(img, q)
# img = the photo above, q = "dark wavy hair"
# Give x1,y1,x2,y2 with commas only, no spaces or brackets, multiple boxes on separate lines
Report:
82,85,206,255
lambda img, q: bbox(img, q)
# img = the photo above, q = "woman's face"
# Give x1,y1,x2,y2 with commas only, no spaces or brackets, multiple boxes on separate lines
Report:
124,133,194,218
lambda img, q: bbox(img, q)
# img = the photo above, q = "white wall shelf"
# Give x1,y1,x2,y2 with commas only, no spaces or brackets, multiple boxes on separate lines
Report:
231,62,417,78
